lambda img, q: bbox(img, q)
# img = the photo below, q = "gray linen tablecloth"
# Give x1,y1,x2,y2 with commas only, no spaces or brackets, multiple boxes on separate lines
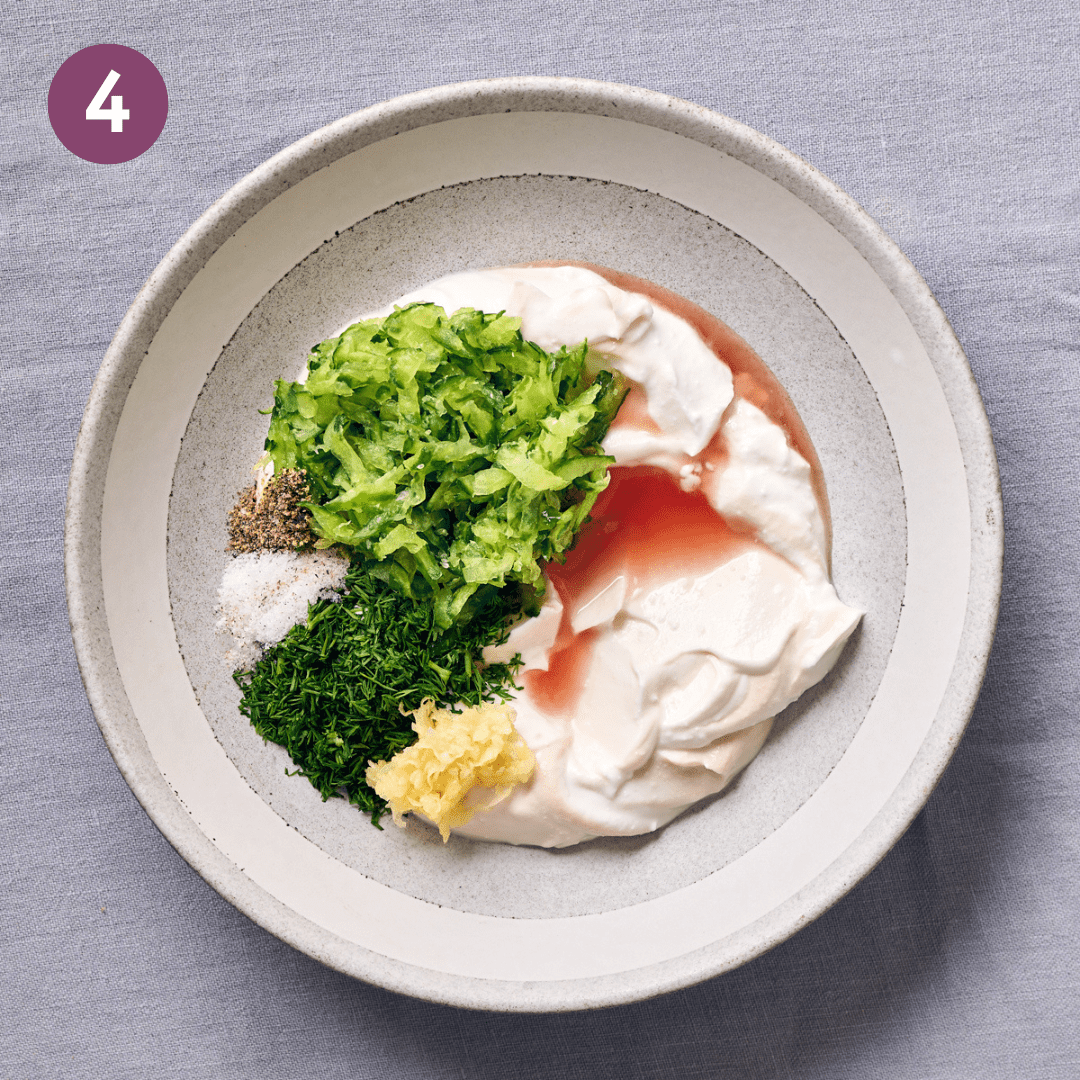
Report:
3,1,1077,1076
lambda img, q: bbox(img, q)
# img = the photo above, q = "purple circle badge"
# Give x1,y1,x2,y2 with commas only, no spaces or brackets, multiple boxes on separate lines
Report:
48,44,168,165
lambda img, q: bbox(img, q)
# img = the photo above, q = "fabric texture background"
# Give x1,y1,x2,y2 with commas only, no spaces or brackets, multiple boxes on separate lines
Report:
2,1,1077,1076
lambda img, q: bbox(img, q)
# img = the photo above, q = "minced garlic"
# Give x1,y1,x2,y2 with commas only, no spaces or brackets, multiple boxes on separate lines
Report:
366,700,535,841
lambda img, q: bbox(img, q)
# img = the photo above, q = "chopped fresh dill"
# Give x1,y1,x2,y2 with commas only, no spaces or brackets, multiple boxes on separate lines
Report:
233,559,522,825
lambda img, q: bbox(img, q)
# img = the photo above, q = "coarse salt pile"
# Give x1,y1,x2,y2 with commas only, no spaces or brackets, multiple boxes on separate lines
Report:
216,549,350,668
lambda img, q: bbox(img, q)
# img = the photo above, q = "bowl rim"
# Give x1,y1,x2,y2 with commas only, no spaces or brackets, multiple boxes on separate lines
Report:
65,75,1003,1011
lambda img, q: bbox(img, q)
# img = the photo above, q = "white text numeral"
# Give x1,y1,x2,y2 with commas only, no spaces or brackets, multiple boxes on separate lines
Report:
86,69,130,132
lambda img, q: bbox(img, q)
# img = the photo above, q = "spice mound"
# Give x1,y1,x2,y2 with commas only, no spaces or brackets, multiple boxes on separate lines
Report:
366,700,536,841
217,549,349,669
227,467,316,553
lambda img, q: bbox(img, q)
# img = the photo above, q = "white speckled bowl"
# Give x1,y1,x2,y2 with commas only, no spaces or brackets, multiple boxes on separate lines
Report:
65,78,1002,1011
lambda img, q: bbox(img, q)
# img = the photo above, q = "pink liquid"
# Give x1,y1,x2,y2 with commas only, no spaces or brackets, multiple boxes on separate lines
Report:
518,262,831,717
523,466,757,716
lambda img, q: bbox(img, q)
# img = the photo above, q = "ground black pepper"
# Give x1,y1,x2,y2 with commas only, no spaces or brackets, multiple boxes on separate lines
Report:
227,468,316,552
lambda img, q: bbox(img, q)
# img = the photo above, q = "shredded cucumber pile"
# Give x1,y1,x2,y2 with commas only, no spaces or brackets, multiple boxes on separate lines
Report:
264,302,626,627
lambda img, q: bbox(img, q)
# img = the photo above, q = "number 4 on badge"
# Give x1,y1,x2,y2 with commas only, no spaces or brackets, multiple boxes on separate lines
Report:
50,44,167,163
86,69,130,132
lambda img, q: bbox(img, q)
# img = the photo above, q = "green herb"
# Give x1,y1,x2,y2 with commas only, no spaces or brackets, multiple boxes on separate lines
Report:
233,560,522,825
263,303,627,627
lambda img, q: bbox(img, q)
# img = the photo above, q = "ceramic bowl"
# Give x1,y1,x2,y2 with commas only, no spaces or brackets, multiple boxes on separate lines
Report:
65,77,1002,1011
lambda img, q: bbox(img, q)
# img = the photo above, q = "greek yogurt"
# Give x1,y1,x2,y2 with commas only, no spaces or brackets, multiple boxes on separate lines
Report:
386,265,862,848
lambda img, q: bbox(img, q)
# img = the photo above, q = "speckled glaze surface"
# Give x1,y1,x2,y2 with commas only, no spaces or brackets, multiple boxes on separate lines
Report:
170,177,901,917
65,78,1002,1011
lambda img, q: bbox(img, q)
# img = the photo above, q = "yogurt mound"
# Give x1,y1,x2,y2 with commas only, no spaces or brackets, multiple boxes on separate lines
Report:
389,264,862,848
